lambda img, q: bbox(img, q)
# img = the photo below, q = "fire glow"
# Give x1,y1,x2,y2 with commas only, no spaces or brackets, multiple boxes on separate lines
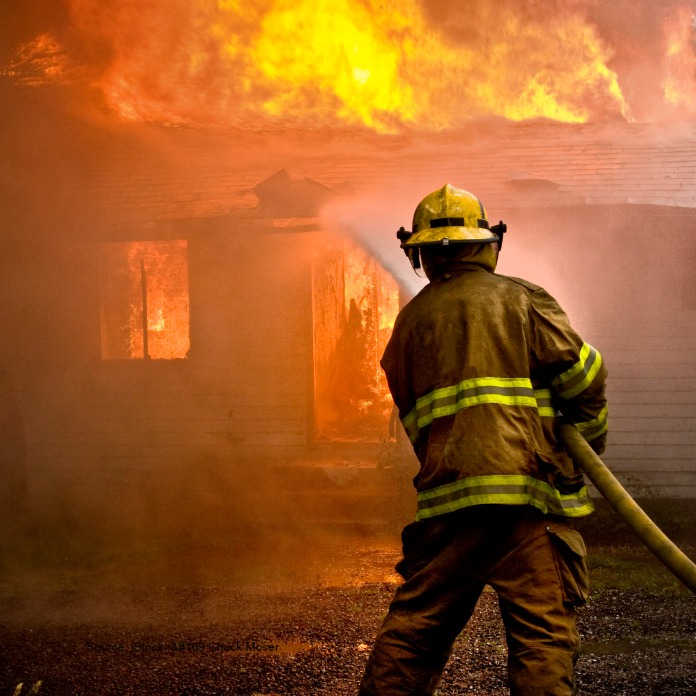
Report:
99,241,190,361
313,238,399,440
663,6,696,113
12,0,686,130
73,0,631,130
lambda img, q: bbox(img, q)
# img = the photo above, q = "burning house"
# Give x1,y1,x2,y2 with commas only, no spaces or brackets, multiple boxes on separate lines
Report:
2,0,696,553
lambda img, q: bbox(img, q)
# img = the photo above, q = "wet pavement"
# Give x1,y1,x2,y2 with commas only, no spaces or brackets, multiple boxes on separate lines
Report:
1,538,695,695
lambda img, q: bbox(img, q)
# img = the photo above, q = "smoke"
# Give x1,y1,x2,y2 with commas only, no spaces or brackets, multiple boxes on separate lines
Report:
427,0,696,122
0,1,69,62
4,0,695,128
0,88,419,593
585,0,696,121
1,0,695,613
321,192,429,300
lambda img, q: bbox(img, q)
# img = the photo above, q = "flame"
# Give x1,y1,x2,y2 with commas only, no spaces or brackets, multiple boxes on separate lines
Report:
31,0,631,130
0,33,74,85
313,236,398,440
148,307,167,332
663,6,696,114
100,241,189,360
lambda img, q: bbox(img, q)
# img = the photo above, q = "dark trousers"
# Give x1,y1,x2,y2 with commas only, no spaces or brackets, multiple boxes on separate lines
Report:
358,505,588,695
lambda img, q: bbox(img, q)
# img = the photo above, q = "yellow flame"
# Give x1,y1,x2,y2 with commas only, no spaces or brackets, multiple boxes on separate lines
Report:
148,307,166,332
663,6,696,112
50,1,631,129
0,33,72,85
215,0,628,129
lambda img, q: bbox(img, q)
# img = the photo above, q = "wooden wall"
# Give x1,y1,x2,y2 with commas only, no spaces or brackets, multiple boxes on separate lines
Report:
502,204,696,498
4,202,696,547
7,222,319,539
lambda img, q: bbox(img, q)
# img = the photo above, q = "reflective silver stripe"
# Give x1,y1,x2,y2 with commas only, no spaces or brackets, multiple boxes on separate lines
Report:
552,343,603,400
574,405,608,442
415,474,594,520
533,389,556,417
402,378,553,444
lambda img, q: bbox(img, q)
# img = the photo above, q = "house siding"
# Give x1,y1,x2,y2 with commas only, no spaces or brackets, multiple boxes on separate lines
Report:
501,204,696,498
17,226,318,535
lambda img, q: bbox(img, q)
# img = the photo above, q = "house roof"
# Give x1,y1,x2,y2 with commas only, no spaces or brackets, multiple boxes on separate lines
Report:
4,87,696,235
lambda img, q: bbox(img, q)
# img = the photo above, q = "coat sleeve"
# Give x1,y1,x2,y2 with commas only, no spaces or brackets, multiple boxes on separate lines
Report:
529,288,608,454
380,312,411,420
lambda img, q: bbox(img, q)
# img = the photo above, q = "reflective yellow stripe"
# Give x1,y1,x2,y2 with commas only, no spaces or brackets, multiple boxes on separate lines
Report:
415,474,594,520
402,379,554,443
554,342,592,387
552,343,603,400
533,388,556,417
574,405,608,442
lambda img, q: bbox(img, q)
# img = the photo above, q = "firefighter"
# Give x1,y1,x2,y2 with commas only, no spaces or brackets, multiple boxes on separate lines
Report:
358,184,607,696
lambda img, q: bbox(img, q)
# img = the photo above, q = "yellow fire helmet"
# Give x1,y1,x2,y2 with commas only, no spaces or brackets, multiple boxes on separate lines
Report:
398,184,505,249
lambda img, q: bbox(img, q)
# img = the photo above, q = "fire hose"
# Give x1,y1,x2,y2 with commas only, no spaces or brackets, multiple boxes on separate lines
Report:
558,422,696,594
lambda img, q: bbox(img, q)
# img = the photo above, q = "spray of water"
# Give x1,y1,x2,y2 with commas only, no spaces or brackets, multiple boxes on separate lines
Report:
321,192,428,300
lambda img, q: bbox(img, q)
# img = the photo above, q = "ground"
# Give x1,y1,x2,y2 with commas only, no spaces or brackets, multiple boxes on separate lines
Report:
2,518,696,696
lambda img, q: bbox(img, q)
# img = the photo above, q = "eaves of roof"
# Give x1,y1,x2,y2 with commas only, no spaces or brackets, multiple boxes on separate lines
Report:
6,95,696,230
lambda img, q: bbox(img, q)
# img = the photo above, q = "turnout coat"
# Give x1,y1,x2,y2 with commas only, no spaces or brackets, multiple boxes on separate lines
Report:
381,260,608,521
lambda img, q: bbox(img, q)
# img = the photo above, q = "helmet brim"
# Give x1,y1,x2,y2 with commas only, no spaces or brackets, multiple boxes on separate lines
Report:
401,226,498,247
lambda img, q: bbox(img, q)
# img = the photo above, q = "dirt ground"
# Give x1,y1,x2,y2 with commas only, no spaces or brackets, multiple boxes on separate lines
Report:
2,523,696,696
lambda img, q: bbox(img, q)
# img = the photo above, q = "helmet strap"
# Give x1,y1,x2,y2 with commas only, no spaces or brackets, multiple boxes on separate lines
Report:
396,226,422,271
491,221,507,251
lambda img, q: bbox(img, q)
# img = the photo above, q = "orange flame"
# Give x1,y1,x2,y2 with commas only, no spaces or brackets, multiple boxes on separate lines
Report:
313,237,398,440
100,241,190,361
0,33,74,86
663,6,696,114
57,0,630,130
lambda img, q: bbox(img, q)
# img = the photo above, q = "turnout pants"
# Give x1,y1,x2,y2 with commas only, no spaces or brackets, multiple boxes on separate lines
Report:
358,505,588,696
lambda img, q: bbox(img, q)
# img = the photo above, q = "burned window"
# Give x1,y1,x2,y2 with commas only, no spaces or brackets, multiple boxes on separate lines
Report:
312,237,399,441
99,240,190,360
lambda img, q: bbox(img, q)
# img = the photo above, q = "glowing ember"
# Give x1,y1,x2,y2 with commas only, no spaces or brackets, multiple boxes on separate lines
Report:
0,33,74,86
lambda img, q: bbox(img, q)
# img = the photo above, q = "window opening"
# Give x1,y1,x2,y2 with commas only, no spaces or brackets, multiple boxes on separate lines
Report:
99,240,190,360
